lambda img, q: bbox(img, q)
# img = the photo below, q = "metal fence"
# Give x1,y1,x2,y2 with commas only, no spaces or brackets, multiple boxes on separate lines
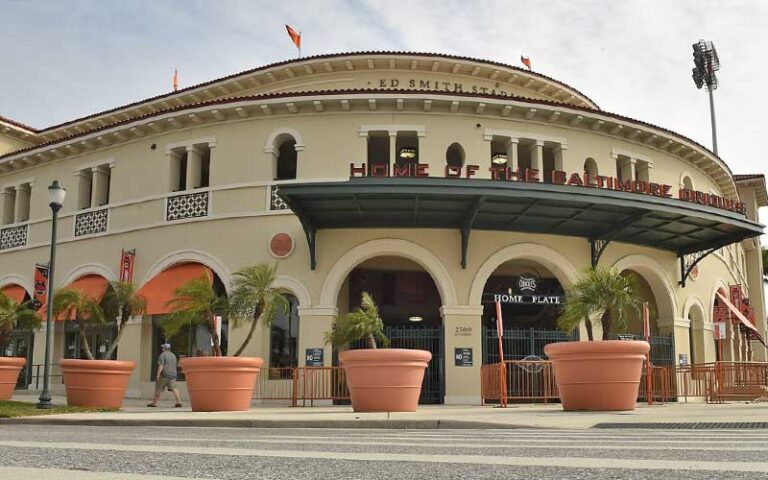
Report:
482,327,577,364
254,366,350,406
676,362,768,403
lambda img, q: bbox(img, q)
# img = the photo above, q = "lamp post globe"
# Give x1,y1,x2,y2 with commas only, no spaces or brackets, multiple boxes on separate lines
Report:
37,180,66,409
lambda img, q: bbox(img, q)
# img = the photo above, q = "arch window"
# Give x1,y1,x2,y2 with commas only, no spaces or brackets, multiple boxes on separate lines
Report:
275,137,298,181
682,175,694,191
584,158,598,178
446,143,465,170
270,294,299,371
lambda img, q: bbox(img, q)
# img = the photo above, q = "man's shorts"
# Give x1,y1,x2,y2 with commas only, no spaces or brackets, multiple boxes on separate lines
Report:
155,376,177,393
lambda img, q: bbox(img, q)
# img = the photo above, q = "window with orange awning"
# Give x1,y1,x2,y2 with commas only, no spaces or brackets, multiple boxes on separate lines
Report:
138,263,213,315
715,291,767,347
1,284,28,304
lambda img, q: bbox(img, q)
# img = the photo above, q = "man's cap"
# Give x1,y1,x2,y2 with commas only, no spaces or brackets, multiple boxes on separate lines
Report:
161,343,171,349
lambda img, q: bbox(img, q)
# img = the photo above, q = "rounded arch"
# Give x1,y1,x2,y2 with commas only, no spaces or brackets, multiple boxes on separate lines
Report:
319,238,457,307
60,263,119,286
610,254,678,321
680,171,695,190
584,157,598,177
0,274,33,295
273,275,311,307
446,142,465,168
709,278,729,311
683,295,709,324
263,127,305,154
140,250,233,294
469,243,580,305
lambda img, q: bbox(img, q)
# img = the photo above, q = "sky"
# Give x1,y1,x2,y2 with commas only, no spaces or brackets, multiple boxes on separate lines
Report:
1,0,766,182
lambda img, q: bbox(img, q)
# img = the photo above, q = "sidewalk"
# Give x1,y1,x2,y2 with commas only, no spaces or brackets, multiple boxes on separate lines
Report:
5,393,767,429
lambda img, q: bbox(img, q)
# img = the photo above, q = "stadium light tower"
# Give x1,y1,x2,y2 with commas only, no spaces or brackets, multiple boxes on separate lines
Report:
692,40,720,156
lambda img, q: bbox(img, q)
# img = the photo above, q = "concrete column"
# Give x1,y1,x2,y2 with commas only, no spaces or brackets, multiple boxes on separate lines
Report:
701,324,716,363
506,139,519,171
673,318,690,366
297,307,336,368
77,171,91,209
13,184,30,223
554,144,567,171
441,305,484,405
117,316,144,397
186,146,203,190
635,160,652,183
530,141,544,181
388,131,397,170
91,166,109,207
616,155,636,183
0,188,13,224
166,151,181,191
744,247,767,361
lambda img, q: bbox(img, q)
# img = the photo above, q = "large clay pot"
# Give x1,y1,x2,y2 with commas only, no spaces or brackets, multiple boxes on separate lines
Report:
545,340,650,411
340,348,432,412
180,356,263,412
59,358,136,409
0,357,26,400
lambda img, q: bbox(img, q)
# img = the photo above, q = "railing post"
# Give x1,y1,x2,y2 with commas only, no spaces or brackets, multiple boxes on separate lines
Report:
291,368,298,407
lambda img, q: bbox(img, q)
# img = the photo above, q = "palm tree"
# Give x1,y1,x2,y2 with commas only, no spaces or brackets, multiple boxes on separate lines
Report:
52,288,105,360
101,281,146,359
557,267,643,341
0,290,41,352
228,263,288,357
163,276,228,356
325,292,389,349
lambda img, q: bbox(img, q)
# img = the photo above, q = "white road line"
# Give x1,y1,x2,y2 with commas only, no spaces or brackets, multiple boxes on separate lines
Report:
0,466,209,480
0,440,766,473
118,436,768,451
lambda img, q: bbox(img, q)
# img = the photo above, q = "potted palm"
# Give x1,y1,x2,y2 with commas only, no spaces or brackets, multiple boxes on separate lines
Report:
163,263,284,412
0,290,40,399
544,267,649,411
55,282,143,409
325,292,431,412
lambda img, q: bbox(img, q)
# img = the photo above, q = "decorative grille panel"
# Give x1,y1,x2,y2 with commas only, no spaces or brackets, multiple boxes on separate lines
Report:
0,224,28,250
270,185,290,211
166,191,209,221
74,208,109,237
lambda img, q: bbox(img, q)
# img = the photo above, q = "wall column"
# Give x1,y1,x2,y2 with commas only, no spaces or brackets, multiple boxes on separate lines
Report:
166,151,181,191
744,246,767,361
186,146,203,190
441,305,483,405
91,166,109,207
117,316,144,398
530,141,544,181
297,307,336,369
388,131,397,170
0,188,13,224
506,139,519,172
554,144,567,172
673,318,690,366
13,184,30,223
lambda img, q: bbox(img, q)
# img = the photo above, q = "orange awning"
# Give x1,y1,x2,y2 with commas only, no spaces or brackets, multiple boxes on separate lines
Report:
1,284,28,304
51,275,111,321
138,263,213,315
716,291,766,347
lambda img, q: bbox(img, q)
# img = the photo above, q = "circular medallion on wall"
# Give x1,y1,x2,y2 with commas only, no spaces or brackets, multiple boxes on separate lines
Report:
269,233,294,258
689,264,699,281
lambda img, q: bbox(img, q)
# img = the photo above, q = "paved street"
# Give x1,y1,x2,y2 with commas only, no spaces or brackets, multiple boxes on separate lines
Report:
1,425,768,479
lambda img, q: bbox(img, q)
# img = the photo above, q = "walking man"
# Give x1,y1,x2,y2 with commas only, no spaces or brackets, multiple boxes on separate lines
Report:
147,343,182,408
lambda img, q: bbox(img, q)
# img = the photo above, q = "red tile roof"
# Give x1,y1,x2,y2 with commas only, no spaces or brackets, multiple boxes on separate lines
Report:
0,114,37,133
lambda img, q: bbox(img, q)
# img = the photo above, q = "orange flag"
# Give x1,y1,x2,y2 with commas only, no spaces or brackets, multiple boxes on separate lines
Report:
172,68,179,91
285,25,301,50
520,55,531,70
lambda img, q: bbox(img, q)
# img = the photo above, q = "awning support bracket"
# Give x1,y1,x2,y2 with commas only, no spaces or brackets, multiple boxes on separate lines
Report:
590,239,610,268
460,196,485,269
678,246,720,287
277,195,317,270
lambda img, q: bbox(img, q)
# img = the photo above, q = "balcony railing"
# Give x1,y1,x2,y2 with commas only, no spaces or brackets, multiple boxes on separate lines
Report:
166,190,209,221
74,207,109,237
270,184,290,211
0,224,28,250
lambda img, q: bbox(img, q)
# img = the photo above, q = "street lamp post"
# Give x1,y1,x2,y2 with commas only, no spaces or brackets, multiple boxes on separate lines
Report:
37,180,66,409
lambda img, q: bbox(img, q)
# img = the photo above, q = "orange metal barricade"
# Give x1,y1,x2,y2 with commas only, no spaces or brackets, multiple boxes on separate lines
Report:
481,360,559,404
254,366,350,406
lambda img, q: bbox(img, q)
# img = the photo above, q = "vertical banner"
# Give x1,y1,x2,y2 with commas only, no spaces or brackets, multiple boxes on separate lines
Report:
729,284,742,315
33,263,49,310
119,249,135,283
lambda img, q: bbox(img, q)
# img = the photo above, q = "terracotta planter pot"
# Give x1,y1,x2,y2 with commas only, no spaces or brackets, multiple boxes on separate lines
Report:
544,340,650,411
340,348,432,412
0,357,26,400
59,358,136,409
180,356,263,412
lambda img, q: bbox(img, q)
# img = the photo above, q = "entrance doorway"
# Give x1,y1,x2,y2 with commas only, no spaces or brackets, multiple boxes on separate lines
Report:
336,256,444,404
5,332,33,389
480,259,574,364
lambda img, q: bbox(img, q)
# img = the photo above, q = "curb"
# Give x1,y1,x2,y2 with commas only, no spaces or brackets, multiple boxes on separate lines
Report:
0,417,528,429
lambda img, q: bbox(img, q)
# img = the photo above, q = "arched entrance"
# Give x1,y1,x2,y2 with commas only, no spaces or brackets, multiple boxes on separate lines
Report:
1,283,34,388
335,255,444,404
480,259,572,364
686,300,707,364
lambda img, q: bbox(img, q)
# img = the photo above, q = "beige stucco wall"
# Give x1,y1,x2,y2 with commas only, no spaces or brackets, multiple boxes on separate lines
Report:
0,61,764,404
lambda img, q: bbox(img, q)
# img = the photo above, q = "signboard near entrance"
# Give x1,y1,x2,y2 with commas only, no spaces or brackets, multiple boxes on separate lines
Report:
492,275,564,305
305,348,324,367
454,348,473,367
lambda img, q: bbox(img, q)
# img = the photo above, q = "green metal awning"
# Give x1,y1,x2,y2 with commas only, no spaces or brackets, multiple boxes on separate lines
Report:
278,177,763,285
